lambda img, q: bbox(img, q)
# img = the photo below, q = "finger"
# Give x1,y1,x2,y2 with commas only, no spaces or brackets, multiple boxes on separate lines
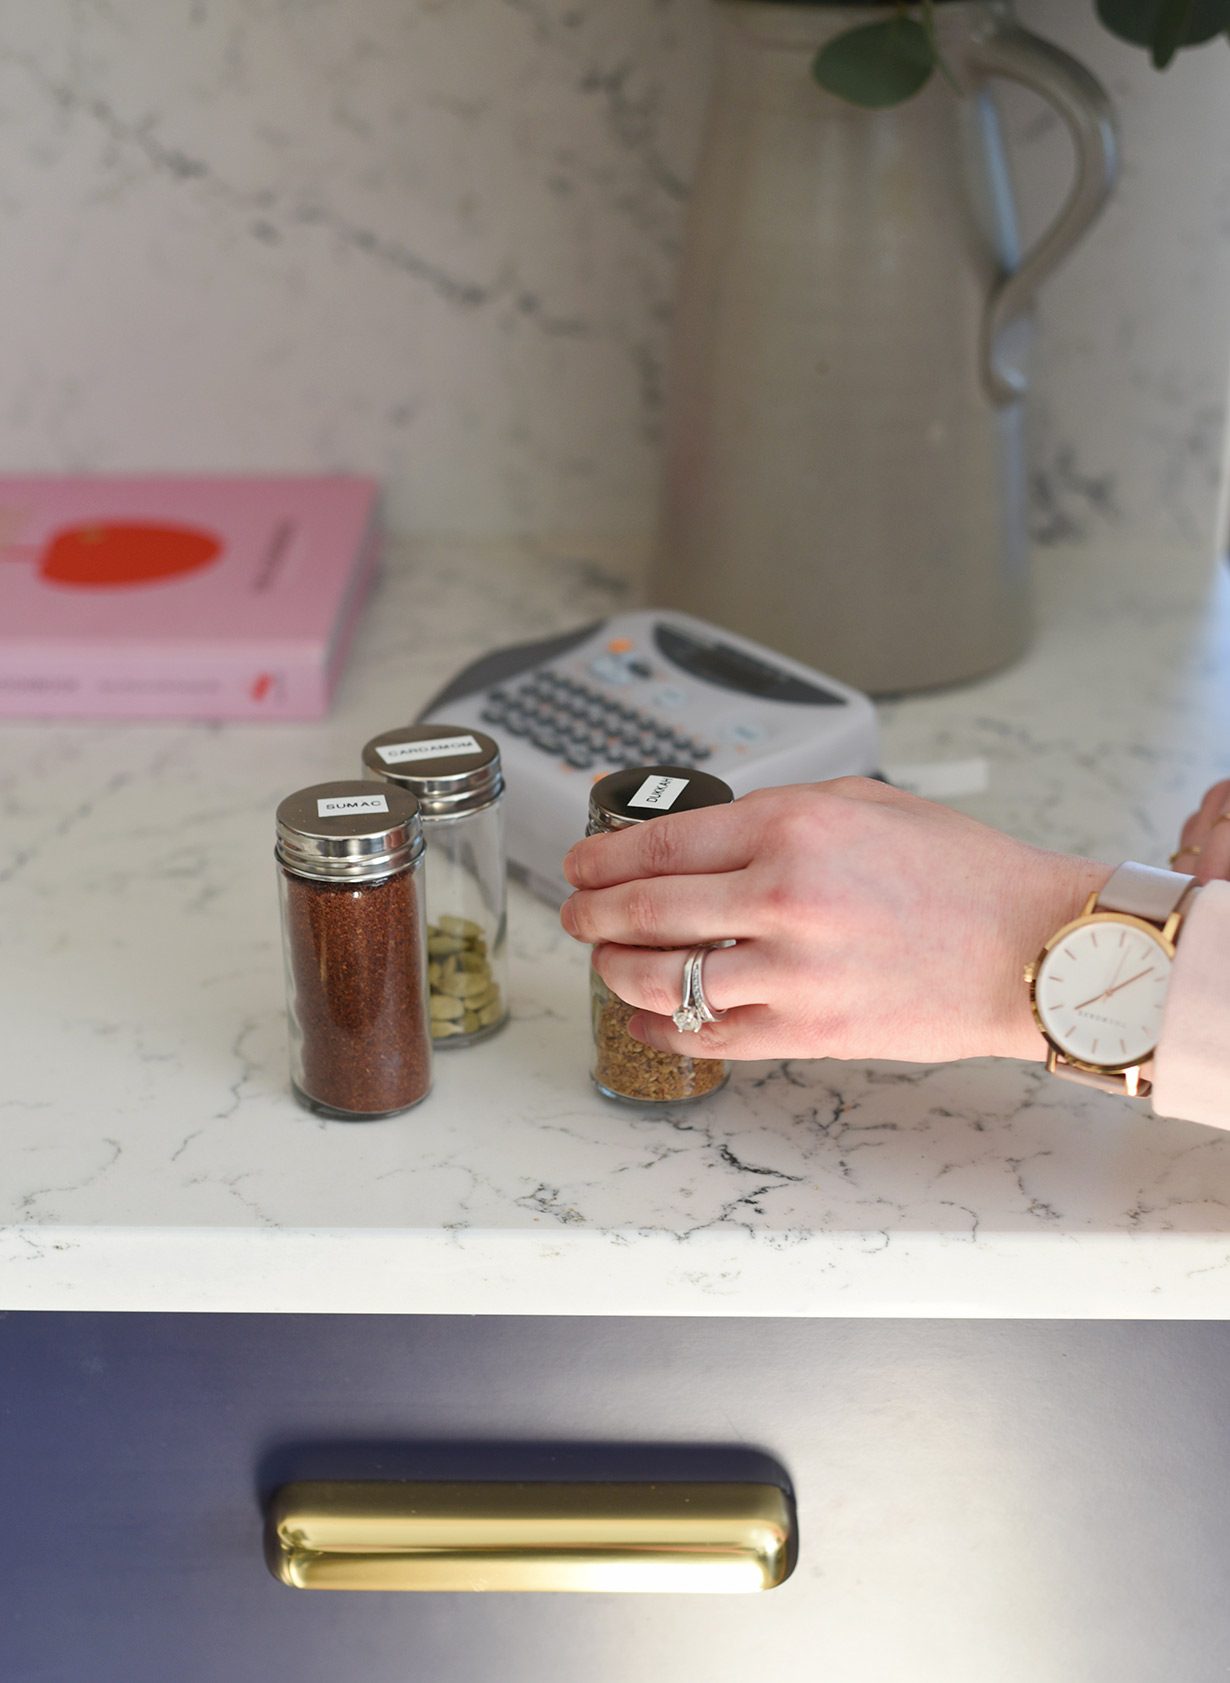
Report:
1195,809,1230,883
1196,778,1230,825
563,801,756,890
562,872,755,947
1172,778,1230,871
562,776,900,891
592,939,769,1017
626,1003,781,1062
1171,825,1203,869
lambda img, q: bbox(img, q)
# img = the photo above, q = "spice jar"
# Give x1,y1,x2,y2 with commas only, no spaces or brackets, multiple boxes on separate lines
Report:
362,725,509,1048
586,765,734,1105
275,780,431,1119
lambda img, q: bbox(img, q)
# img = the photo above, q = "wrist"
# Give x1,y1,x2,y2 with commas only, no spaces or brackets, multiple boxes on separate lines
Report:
988,851,1114,1063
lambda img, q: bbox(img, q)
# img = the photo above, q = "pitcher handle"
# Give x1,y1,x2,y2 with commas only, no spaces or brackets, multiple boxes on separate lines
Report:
966,25,1118,407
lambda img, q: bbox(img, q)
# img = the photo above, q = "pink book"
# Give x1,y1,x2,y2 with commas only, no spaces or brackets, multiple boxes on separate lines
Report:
0,474,380,720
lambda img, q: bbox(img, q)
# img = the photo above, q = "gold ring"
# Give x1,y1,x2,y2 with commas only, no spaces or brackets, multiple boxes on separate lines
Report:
1170,844,1201,865
1214,811,1230,828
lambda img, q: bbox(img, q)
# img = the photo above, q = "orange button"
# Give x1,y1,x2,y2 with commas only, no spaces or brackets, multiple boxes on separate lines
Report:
607,637,633,653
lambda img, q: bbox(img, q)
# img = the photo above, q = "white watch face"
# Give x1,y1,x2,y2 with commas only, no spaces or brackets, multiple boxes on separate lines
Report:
1035,918,1173,1068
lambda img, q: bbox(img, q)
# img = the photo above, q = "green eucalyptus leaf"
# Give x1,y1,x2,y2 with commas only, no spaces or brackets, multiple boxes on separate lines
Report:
1096,0,1230,54
1152,0,1196,64
812,18,935,109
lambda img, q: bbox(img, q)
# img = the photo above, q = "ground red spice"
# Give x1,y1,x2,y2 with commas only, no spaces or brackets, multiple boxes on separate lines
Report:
282,867,431,1117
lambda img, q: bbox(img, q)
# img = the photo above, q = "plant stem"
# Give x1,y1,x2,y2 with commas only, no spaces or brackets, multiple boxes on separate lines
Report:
920,0,959,93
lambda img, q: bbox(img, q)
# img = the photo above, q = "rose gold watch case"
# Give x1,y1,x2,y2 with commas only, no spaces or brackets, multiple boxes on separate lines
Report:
1023,897,1179,1079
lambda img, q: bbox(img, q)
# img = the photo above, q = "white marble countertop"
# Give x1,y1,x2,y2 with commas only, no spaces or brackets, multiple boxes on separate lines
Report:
3,536,1229,1318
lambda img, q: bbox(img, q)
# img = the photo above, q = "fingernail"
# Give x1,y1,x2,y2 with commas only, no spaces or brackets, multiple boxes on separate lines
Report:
626,1012,648,1042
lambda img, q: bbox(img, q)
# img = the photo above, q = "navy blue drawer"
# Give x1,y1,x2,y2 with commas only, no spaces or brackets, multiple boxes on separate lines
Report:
3,1315,1230,1683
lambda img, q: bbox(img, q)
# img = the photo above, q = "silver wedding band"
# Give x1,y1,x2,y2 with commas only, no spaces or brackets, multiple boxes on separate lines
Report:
672,939,736,1034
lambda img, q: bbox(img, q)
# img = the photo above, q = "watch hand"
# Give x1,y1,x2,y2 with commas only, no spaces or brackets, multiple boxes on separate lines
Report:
1073,966,1155,1012
1103,966,1154,999
1106,947,1130,993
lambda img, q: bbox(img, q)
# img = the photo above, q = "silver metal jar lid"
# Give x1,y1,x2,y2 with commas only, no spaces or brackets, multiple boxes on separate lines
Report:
361,724,504,819
587,765,734,834
275,781,425,882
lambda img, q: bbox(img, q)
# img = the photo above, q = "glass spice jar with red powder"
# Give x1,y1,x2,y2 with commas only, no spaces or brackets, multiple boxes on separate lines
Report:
275,781,431,1120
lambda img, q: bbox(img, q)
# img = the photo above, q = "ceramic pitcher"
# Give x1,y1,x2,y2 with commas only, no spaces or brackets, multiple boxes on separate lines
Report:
652,0,1117,694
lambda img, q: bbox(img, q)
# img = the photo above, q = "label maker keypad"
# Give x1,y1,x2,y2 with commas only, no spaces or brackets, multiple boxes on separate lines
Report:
481,672,712,773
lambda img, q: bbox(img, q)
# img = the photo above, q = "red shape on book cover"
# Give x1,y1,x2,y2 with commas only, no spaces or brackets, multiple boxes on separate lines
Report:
41,522,223,589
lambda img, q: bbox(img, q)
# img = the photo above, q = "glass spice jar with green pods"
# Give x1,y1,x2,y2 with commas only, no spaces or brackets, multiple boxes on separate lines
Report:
362,725,509,1048
275,781,431,1120
586,765,734,1105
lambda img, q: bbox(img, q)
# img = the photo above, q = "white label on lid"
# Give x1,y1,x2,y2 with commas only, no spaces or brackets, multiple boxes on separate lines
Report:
377,734,483,765
317,793,390,817
628,774,690,812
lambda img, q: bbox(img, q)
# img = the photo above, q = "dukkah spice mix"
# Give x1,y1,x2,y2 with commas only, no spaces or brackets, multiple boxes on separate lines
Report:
586,765,734,1105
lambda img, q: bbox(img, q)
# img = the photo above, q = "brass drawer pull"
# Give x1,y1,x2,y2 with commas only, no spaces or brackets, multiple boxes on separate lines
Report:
266,1480,796,1594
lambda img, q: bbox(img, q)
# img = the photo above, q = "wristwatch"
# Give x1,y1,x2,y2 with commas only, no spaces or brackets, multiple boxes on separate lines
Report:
1024,861,1198,1098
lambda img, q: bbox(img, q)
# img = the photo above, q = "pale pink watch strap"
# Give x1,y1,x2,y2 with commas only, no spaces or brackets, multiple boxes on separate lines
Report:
1096,861,1195,923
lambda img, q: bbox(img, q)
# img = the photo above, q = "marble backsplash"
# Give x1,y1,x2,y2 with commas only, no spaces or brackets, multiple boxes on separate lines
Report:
0,0,1227,549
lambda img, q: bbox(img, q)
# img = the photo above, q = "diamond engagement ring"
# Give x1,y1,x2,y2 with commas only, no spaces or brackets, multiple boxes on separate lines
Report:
672,940,736,1033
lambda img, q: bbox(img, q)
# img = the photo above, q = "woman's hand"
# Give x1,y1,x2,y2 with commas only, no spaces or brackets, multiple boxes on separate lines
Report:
1173,779,1230,882
561,778,1110,1066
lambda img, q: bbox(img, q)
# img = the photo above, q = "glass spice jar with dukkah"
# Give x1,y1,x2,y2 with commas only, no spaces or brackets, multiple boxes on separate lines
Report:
362,725,508,1048
586,765,734,1105
275,781,431,1119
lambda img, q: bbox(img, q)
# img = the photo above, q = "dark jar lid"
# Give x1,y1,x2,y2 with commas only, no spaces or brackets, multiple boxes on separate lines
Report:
275,781,426,883
587,765,734,834
361,724,503,819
